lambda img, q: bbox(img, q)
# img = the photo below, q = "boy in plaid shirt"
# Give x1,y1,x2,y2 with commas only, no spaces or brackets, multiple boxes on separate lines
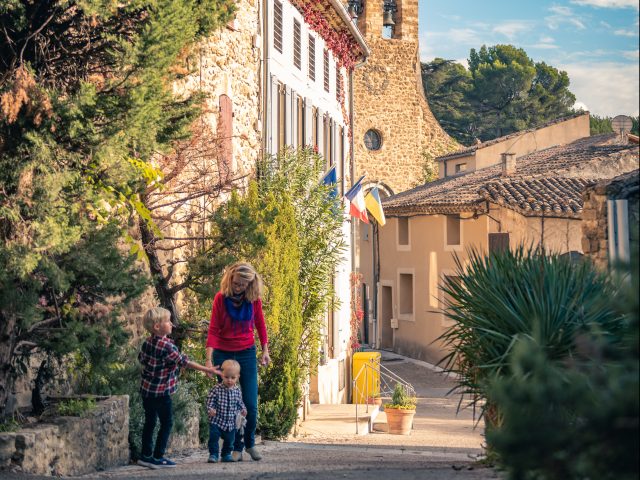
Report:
206,359,247,463
137,307,220,469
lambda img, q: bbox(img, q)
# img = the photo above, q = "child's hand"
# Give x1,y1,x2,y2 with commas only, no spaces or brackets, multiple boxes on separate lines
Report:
208,408,216,417
241,409,247,417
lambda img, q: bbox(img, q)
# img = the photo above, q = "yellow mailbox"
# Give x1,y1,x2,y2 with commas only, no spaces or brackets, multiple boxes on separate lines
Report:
352,351,381,404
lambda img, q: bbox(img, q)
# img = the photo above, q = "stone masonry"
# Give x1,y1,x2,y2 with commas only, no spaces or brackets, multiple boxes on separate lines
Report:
0,396,129,476
353,0,457,195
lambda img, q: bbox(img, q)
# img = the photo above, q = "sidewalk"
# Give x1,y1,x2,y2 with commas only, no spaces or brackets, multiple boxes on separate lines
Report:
296,349,486,461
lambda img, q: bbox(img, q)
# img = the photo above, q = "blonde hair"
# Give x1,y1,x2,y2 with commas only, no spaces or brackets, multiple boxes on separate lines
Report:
221,359,241,375
220,262,263,302
142,307,170,333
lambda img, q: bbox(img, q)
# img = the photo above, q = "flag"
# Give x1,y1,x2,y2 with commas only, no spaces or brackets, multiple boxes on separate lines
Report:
344,175,369,223
321,165,338,198
364,187,386,226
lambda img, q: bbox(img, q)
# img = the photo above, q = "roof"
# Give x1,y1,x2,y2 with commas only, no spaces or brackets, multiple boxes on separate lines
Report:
436,112,589,162
478,177,595,218
383,134,640,218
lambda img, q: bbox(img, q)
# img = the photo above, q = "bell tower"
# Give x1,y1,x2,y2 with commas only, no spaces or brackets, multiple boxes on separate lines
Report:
352,0,455,195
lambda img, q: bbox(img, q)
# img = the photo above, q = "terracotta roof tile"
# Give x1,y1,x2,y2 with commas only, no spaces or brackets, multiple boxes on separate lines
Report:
383,134,639,218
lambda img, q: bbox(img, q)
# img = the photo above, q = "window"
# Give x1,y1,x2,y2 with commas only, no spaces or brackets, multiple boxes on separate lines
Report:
273,1,283,53
277,83,286,152
446,215,461,246
398,217,409,246
311,107,318,150
335,64,341,101
293,19,301,69
323,49,330,92
489,233,510,253
296,96,304,147
364,129,382,151
308,35,316,81
455,163,467,173
399,273,414,317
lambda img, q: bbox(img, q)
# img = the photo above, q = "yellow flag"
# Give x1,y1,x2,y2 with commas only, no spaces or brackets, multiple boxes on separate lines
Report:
364,187,386,226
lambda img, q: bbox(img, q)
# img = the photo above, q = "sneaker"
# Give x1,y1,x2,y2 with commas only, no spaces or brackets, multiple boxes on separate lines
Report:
137,455,158,469
207,454,219,463
221,454,234,463
152,457,177,468
231,451,243,462
245,446,262,461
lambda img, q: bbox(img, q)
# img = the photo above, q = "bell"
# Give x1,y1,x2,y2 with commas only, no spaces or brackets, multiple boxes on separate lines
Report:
383,10,395,27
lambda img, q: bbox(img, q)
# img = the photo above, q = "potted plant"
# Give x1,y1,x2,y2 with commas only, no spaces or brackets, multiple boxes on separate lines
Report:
366,392,382,406
383,383,416,435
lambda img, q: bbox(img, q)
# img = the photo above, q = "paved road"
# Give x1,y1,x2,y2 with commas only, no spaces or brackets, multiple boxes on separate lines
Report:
2,351,501,479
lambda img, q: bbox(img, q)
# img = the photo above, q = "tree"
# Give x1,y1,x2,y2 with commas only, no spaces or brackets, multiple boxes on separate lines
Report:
184,148,346,437
0,0,234,416
422,45,576,145
421,59,475,144
590,115,614,135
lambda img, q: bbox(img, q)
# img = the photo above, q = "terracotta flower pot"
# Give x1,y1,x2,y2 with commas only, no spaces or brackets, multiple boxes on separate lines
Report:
385,407,415,435
367,396,383,406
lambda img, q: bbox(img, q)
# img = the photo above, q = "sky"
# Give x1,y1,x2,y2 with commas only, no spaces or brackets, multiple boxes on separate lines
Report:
418,0,639,118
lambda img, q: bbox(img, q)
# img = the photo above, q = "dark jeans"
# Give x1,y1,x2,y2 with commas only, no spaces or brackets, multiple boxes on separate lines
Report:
141,395,173,459
213,345,258,451
208,424,236,457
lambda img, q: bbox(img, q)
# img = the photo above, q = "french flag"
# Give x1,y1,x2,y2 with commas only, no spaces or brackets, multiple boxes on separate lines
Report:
344,175,369,223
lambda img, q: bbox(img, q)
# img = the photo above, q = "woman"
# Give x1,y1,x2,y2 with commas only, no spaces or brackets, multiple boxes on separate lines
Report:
205,262,270,462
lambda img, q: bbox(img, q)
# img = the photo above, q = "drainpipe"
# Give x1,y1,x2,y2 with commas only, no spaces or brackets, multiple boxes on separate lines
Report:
261,0,270,156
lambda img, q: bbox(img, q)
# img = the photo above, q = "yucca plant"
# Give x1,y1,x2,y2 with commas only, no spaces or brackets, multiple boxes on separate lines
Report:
437,245,623,425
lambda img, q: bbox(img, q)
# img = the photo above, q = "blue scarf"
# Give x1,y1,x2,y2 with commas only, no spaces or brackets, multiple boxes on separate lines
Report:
224,293,254,332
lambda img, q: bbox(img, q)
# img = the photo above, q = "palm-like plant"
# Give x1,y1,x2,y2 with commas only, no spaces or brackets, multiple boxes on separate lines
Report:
438,246,623,424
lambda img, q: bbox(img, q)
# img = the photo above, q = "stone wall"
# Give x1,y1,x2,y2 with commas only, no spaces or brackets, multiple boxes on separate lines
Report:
0,396,129,476
353,0,456,195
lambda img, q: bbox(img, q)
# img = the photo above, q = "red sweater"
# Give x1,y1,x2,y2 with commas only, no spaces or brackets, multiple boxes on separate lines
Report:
206,292,268,351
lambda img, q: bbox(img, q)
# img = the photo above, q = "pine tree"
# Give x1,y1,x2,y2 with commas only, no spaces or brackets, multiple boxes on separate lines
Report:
0,0,234,415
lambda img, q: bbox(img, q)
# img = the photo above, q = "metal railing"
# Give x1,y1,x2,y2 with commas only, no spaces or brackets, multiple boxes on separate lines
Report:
352,356,415,434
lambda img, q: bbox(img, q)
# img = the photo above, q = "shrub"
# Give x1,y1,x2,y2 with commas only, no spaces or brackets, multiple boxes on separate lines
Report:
385,383,416,409
57,398,96,417
485,260,639,480
438,246,623,426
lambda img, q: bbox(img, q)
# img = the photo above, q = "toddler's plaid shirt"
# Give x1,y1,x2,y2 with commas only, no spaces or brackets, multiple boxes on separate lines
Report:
206,383,246,431
138,335,188,397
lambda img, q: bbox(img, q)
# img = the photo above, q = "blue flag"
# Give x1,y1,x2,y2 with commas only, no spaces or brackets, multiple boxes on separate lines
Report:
321,165,338,198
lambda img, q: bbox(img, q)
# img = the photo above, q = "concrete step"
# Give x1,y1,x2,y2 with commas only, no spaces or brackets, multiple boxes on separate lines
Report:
371,410,389,433
299,403,380,436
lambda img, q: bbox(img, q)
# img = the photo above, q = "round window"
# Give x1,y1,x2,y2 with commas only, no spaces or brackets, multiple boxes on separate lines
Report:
364,129,382,151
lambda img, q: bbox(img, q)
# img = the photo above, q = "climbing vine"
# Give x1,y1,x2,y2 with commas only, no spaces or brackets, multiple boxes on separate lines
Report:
349,272,364,351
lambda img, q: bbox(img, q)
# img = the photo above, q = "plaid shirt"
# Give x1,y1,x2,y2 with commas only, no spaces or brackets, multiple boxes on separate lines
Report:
206,384,246,431
138,335,188,398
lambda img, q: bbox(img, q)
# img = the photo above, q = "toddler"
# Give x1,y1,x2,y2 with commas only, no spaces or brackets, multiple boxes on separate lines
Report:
206,359,247,463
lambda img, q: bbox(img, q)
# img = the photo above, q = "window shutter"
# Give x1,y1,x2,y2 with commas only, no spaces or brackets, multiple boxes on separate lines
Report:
308,35,316,81
489,233,510,253
293,19,301,69
323,49,330,92
218,94,233,178
273,1,283,53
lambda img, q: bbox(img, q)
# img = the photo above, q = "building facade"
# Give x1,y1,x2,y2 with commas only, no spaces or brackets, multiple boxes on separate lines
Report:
352,0,456,196
371,126,638,363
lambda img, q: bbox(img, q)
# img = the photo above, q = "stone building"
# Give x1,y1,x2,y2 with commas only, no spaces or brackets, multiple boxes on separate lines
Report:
351,0,456,196
366,125,638,363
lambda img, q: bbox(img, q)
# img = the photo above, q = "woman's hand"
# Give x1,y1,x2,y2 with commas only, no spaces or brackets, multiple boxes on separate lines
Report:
205,358,216,378
260,345,271,367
